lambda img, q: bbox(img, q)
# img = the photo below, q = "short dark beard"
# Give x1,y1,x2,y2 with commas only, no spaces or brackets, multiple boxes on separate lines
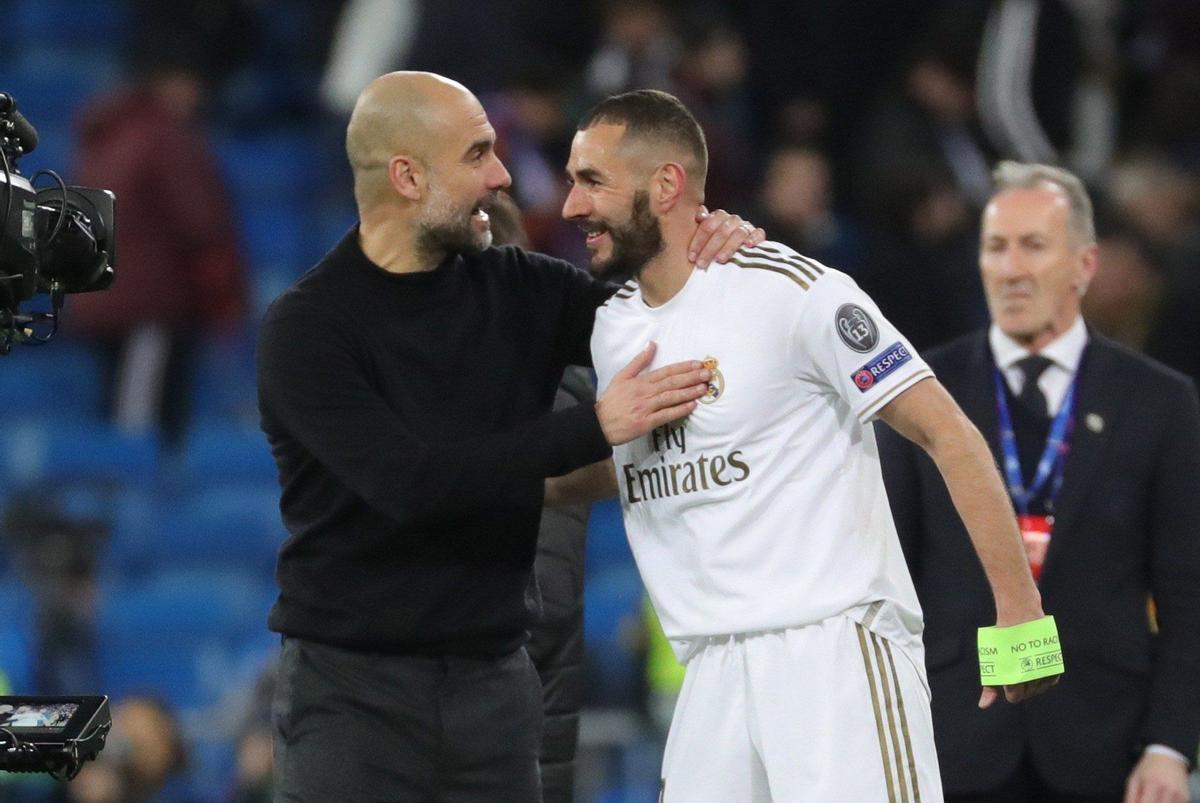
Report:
594,190,664,281
415,216,486,262
415,191,496,263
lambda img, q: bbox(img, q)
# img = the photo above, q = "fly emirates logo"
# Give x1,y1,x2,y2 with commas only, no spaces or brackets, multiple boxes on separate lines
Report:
622,422,751,505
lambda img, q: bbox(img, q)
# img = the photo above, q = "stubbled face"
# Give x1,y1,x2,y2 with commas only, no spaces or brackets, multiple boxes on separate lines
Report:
562,122,663,278
979,186,1092,349
417,93,511,256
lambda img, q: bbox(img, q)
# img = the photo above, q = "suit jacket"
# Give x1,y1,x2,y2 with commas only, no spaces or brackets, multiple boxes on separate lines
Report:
878,329,1200,796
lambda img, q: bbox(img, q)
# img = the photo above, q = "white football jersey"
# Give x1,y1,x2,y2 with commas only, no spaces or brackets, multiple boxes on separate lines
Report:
592,242,933,660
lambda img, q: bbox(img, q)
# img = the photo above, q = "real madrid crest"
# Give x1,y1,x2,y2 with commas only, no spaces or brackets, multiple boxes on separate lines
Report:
701,356,724,403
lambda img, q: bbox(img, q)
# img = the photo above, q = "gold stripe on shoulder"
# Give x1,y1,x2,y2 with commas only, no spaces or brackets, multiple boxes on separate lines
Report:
744,244,824,281
729,256,809,290
857,624,898,803
601,290,637,308
791,251,825,275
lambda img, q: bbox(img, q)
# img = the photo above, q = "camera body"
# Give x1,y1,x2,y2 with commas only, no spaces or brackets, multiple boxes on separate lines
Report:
0,91,116,354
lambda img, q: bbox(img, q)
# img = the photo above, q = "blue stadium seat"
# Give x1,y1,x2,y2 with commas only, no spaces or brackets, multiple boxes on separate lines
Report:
99,568,270,641
304,200,357,264
5,120,74,182
10,0,131,51
238,204,310,277
0,580,34,693
583,564,645,708
98,569,275,710
251,269,299,318
125,484,283,576
0,420,159,490
181,422,276,483
188,330,264,427
0,342,105,422
213,130,325,210
3,50,120,136
102,487,162,578
596,784,661,803
586,498,635,577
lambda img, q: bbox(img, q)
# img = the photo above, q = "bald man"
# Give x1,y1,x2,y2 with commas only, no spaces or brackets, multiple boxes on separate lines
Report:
255,72,761,801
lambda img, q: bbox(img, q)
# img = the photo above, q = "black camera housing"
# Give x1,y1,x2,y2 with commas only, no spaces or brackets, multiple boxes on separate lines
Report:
0,91,116,353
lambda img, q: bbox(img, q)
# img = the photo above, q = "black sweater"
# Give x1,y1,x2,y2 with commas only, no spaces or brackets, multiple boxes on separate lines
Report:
256,230,614,655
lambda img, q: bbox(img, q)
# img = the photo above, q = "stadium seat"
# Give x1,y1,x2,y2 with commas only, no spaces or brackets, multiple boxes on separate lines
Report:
181,422,277,483
10,0,131,52
237,204,310,278
212,130,325,212
112,484,283,577
0,580,34,693
596,784,660,803
97,568,275,709
582,564,645,708
98,568,270,641
0,342,105,423
585,498,635,577
0,420,159,490
189,329,261,426
2,50,120,137
251,269,299,318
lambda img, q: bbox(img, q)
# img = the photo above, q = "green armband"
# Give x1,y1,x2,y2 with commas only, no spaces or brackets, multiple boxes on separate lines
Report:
977,615,1064,686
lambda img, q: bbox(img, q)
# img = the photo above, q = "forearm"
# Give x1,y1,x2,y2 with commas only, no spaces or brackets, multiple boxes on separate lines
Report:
545,459,618,508
880,379,1042,625
925,415,1042,624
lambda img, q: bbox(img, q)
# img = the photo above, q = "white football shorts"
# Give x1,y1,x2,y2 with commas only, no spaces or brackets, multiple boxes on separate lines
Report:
659,614,943,802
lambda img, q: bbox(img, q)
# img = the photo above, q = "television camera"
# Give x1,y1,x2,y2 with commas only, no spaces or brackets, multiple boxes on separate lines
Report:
0,91,114,778
0,91,116,355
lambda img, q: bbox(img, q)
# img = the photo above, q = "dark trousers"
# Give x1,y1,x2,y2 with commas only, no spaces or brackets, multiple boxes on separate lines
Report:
272,637,544,802
947,751,1121,803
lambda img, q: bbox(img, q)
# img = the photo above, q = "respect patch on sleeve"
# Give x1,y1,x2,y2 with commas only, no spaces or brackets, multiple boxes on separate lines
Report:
851,342,912,392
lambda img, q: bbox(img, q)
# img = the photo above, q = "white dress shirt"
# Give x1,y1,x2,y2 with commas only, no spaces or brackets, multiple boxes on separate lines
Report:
989,315,1087,415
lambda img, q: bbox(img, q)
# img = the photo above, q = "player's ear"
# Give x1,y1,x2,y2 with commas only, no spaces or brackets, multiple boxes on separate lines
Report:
653,162,687,211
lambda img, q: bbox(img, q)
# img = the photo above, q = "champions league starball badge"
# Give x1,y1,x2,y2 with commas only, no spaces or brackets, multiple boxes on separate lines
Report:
835,304,879,353
700,356,724,403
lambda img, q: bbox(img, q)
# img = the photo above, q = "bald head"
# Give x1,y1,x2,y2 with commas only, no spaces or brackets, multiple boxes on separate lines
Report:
346,71,479,209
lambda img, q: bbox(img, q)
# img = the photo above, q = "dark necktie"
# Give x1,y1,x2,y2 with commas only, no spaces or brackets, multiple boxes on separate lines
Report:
1015,355,1053,419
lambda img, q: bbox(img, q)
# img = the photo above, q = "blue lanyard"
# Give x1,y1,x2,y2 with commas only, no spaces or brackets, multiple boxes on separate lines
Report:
994,368,1076,516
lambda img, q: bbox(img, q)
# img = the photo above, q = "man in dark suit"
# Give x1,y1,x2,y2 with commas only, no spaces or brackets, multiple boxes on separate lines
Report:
879,161,1200,802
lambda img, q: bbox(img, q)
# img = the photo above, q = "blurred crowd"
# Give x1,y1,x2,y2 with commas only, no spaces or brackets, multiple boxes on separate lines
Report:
320,0,1198,373
33,0,1200,433
1,0,1199,799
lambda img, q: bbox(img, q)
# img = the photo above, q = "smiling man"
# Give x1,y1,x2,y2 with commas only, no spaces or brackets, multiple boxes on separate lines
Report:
569,91,1057,802
255,72,762,801
880,162,1200,803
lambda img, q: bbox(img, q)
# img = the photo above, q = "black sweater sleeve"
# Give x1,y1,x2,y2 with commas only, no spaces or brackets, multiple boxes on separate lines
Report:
257,298,612,528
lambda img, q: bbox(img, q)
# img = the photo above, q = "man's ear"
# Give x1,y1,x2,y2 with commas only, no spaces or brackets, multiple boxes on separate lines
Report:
653,162,687,212
388,154,423,201
1075,242,1099,296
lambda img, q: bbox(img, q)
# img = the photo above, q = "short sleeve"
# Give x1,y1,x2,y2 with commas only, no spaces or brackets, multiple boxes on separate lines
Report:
793,273,934,423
